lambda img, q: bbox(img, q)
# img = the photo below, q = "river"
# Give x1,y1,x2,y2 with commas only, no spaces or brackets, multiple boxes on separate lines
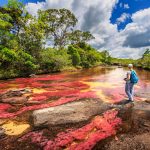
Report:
0,66,150,149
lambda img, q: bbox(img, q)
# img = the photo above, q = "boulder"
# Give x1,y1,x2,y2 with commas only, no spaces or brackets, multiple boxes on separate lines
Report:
32,99,110,127
133,101,150,120
0,88,31,104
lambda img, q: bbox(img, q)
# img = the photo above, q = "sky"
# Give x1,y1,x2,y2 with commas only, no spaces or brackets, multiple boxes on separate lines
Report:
1,0,150,58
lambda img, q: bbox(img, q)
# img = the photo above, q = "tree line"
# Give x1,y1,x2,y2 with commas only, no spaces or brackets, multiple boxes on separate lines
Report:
111,48,150,70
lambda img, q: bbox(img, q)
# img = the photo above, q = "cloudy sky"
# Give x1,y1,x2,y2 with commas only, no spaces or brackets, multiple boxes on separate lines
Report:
1,0,150,58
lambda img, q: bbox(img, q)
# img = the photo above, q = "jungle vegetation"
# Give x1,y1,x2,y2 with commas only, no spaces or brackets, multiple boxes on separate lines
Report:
0,0,109,79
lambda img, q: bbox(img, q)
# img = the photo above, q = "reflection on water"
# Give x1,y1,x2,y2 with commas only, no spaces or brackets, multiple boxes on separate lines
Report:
0,66,150,145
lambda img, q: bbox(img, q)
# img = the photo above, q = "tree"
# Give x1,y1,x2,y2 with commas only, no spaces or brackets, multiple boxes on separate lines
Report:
68,46,81,66
18,17,46,58
38,9,78,49
142,48,150,58
69,30,95,45
3,0,25,36
101,50,112,64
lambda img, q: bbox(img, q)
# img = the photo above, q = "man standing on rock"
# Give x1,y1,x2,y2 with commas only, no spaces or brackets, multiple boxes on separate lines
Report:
124,64,139,103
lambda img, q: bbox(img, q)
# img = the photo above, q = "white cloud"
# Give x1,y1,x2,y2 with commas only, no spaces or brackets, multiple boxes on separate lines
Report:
25,0,150,58
119,3,123,8
116,13,131,24
25,2,46,16
122,8,150,48
124,4,129,9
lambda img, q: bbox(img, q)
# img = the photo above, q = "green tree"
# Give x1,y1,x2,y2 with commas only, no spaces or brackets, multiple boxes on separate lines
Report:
40,48,71,72
38,9,78,48
18,17,45,58
101,50,112,64
68,46,81,66
69,30,95,45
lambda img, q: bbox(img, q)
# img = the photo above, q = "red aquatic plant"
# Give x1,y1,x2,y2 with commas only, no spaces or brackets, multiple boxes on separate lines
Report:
101,87,125,103
20,110,122,150
49,81,89,90
34,75,65,81
31,96,48,102
31,90,80,100
19,131,49,147
0,104,12,113
0,83,8,89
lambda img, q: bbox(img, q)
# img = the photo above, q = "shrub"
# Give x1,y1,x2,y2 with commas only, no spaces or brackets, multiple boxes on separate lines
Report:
40,48,71,72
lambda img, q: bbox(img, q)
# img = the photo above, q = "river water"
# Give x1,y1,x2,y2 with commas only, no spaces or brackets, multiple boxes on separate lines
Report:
0,66,150,149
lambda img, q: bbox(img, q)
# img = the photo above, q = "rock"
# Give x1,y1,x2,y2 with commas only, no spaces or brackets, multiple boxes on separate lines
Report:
0,89,31,104
133,101,150,120
31,99,110,127
0,89,31,98
1,96,28,104
29,74,36,78
145,99,150,104
135,91,150,100
0,128,5,138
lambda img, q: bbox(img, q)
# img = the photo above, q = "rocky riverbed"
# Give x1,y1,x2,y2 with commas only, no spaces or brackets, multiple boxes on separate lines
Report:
0,67,149,150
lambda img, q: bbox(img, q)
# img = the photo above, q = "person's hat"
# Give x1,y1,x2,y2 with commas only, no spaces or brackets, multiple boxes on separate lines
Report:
128,64,133,67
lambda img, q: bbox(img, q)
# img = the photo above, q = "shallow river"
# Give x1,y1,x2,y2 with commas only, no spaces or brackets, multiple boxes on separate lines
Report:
0,66,150,150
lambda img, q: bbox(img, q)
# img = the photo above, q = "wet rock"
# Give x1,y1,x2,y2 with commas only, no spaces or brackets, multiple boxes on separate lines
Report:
0,128,5,138
29,74,36,78
145,99,150,104
133,102,150,120
135,91,150,100
32,99,110,127
1,96,28,104
0,88,31,98
0,89,31,104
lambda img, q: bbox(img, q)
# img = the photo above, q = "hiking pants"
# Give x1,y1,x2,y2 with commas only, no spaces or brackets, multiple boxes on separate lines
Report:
125,82,134,101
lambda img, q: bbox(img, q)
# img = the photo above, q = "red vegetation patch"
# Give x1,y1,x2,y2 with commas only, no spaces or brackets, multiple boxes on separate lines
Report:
34,74,65,81
20,110,122,150
0,75,98,118
31,96,48,102
0,104,12,113
50,81,89,89
32,90,80,99
0,90,6,94
102,88,125,103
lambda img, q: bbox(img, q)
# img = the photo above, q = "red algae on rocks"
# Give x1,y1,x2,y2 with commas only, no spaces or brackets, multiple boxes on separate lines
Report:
0,104,12,113
0,74,98,118
20,110,122,150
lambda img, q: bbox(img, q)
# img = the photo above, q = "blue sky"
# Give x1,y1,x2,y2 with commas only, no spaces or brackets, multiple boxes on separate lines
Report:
0,0,150,58
111,0,150,30
0,0,44,6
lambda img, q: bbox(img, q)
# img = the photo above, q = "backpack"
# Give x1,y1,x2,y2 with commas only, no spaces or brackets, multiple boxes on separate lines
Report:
130,70,139,84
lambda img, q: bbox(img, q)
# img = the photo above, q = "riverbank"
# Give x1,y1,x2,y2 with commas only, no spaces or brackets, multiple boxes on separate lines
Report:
0,63,105,80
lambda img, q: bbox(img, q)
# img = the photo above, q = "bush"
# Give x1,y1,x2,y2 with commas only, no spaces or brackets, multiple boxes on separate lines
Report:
40,48,71,72
68,46,81,67
68,44,103,68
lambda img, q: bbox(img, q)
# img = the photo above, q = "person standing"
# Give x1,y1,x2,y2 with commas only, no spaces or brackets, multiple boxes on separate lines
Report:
124,64,139,102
